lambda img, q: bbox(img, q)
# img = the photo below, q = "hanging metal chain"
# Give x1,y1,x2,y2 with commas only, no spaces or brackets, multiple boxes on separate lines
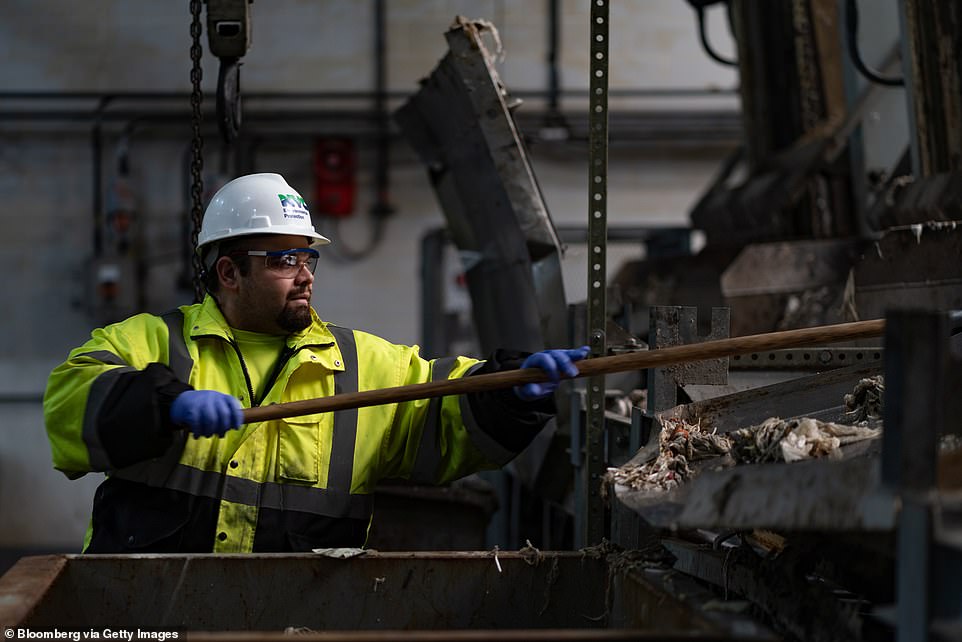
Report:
189,0,206,303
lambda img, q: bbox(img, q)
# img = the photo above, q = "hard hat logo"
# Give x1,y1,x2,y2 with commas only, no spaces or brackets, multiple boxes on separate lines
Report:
278,193,309,219
195,173,331,253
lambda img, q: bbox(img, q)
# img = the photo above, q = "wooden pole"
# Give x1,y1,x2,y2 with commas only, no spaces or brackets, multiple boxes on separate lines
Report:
242,318,885,424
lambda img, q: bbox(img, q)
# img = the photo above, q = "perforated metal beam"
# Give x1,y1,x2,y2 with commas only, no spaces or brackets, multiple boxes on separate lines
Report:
584,0,609,546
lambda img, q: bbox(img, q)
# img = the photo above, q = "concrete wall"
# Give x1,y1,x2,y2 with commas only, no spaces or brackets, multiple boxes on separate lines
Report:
0,0,737,550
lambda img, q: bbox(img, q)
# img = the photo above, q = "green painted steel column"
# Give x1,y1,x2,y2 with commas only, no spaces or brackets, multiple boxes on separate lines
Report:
585,0,609,546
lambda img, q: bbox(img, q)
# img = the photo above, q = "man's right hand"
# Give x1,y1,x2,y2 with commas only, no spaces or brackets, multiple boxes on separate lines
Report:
170,390,243,437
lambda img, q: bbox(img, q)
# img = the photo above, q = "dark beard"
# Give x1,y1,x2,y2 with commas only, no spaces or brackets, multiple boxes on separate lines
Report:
277,303,312,332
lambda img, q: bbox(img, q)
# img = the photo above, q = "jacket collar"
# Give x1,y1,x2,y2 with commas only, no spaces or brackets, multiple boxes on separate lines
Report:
186,295,337,352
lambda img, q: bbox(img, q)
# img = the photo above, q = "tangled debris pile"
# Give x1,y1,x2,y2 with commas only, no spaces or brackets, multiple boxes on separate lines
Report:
841,376,884,424
606,377,886,491
941,433,962,453
729,417,881,464
604,418,731,492
663,417,734,463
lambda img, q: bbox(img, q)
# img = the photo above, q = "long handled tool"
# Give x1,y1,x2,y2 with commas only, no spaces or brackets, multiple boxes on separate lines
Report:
242,318,885,424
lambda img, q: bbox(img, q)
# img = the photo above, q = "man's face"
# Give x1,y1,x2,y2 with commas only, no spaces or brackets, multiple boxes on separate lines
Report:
229,234,316,334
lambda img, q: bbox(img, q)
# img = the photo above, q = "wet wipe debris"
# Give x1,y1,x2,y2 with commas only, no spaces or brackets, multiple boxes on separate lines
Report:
841,376,884,424
604,418,731,492
606,377,884,491
729,417,880,464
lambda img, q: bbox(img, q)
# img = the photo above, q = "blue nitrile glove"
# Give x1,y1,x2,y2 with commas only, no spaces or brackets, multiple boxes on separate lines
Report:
514,346,591,401
170,390,243,437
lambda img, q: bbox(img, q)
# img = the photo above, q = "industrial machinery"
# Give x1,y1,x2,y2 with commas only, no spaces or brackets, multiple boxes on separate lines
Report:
393,2,962,640
3,1,962,640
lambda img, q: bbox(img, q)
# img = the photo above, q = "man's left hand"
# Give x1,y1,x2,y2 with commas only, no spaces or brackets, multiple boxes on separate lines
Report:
514,346,590,401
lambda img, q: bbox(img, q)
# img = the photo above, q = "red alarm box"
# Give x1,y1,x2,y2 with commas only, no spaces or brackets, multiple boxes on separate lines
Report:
313,138,356,217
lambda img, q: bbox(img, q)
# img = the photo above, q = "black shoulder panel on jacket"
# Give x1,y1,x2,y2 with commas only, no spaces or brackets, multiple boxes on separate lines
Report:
96,363,192,469
465,349,556,453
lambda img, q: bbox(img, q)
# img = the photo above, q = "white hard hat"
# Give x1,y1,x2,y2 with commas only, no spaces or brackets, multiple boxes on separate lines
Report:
197,173,331,256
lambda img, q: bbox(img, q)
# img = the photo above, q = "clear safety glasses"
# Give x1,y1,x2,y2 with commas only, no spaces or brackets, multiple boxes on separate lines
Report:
230,248,320,277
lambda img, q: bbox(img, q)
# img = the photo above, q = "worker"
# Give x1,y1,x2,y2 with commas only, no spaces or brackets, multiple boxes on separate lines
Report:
44,173,588,554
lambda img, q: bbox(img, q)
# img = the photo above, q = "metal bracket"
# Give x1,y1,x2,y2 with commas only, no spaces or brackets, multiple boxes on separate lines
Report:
647,306,730,414
730,347,884,370
206,0,253,143
205,0,252,59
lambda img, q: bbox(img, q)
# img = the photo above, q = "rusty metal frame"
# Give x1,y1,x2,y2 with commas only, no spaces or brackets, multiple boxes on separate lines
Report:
0,552,766,640
646,306,730,414
900,0,962,177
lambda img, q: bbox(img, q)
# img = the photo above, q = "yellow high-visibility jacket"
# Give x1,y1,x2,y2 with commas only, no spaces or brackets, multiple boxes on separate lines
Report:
44,296,550,553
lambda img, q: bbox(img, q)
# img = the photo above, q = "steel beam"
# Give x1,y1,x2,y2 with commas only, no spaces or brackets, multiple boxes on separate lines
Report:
584,0,610,547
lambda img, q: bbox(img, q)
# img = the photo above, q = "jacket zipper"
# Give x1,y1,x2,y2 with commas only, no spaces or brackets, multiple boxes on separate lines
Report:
192,332,334,408
257,344,296,406
202,335,332,408
225,339,257,407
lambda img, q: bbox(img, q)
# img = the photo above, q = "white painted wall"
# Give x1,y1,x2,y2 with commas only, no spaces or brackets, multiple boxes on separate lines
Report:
0,0,737,549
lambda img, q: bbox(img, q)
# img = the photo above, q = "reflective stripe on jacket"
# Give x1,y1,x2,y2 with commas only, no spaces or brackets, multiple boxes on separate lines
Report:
44,296,546,553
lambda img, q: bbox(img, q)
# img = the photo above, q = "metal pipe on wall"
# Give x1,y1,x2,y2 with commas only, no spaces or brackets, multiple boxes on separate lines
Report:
0,90,741,147
372,0,392,217
547,0,562,119
91,98,110,258
0,87,736,106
